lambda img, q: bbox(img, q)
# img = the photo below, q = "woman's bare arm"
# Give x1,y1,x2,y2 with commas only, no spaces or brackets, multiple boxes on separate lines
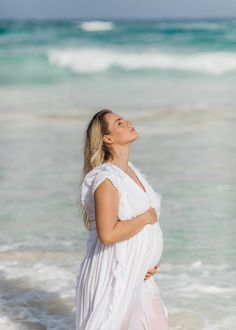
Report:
94,178,158,245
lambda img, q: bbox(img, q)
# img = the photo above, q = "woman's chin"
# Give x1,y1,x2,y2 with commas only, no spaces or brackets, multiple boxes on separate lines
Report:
132,132,139,141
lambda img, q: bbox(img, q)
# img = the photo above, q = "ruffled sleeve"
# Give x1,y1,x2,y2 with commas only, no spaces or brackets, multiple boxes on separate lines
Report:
91,167,120,196
81,165,122,230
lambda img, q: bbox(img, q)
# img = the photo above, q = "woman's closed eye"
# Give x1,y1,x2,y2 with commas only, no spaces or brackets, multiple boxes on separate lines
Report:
117,117,124,126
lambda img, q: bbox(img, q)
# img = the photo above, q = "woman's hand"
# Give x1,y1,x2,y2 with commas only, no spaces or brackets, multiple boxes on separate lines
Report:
144,261,160,281
144,207,159,225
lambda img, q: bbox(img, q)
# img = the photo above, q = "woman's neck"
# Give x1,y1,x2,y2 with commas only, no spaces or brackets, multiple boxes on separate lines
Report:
108,145,130,171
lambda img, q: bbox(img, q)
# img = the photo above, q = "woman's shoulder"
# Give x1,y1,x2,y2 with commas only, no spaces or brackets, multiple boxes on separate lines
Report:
83,162,116,180
82,163,121,193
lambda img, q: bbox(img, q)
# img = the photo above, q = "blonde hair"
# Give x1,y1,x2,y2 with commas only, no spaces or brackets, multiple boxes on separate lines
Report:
79,109,114,231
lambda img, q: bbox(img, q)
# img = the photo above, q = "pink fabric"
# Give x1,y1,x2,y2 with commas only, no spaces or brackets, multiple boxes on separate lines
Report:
121,278,169,330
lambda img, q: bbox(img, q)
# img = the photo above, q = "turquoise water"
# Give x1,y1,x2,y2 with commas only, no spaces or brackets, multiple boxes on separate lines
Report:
0,19,236,329
1,19,236,109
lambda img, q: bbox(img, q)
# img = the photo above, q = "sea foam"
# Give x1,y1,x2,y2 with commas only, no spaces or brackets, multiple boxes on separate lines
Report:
48,48,236,74
80,21,114,31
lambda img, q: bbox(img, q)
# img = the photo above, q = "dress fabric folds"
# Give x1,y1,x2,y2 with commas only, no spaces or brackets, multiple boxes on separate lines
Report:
75,161,169,330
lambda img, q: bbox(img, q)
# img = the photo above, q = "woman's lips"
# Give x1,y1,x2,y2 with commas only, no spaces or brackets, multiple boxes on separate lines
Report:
131,127,135,132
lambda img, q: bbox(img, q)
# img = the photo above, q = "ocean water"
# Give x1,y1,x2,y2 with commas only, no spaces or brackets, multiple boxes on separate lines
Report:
0,19,236,329
1,19,236,111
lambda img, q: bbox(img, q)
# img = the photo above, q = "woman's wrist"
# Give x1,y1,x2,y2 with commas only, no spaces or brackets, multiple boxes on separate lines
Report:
141,211,151,225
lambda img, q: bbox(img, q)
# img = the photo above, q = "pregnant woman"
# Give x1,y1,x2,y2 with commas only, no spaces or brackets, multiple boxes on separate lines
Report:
75,109,169,329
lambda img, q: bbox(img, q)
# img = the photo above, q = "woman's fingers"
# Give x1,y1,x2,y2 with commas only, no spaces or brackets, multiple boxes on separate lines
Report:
144,269,157,281
143,262,160,281
144,274,151,280
154,261,161,269
144,273,154,280
147,262,160,274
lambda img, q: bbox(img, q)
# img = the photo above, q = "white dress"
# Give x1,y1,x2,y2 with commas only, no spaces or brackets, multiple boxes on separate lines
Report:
75,160,169,330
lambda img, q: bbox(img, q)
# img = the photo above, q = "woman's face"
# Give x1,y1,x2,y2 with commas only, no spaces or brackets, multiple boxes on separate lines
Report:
103,112,139,146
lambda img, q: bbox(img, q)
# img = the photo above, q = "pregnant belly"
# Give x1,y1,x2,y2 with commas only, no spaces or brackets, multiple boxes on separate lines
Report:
119,222,164,280
76,222,164,304
143,222,164,269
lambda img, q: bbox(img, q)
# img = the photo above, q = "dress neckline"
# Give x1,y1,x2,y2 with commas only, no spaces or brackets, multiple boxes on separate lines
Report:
103,161,147,194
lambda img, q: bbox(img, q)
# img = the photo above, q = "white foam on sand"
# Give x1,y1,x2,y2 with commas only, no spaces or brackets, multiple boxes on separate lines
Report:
0,258,235,329
179,283,234,294
0,259,76,329
202,315,236,330
1,261,75,295
0,315,19,330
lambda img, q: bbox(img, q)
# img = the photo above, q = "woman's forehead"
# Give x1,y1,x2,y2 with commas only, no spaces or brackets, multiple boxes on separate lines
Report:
106,112,122,126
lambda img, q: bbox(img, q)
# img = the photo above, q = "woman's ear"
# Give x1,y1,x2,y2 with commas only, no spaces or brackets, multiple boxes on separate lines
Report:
103,135,112,145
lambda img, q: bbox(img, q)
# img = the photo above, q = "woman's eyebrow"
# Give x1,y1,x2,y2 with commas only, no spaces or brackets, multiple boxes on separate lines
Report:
114,116,123,126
